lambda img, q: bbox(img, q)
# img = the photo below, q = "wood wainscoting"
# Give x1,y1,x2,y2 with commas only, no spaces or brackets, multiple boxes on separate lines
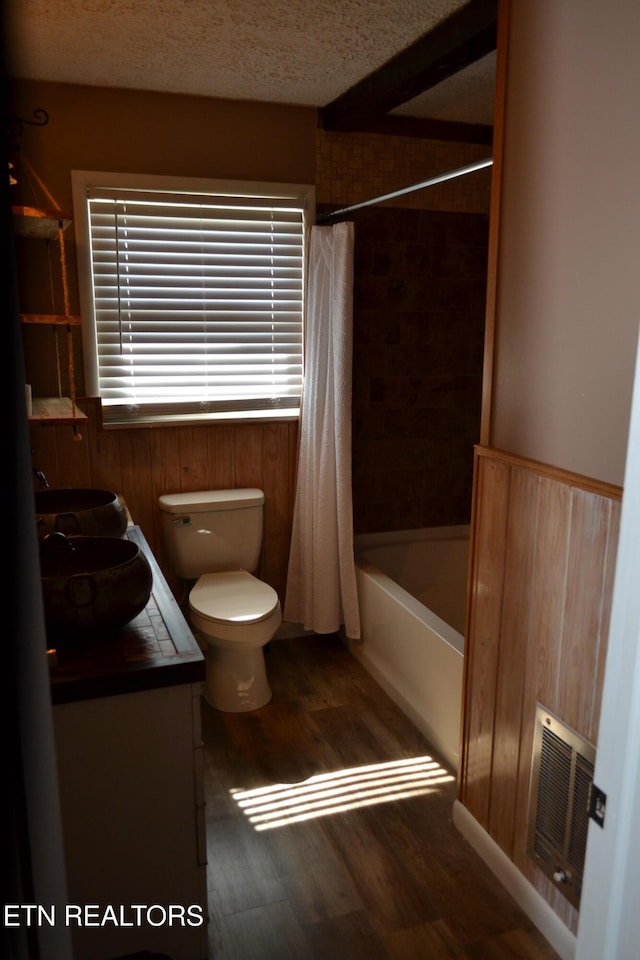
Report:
459,445,622,934
28,397,299,602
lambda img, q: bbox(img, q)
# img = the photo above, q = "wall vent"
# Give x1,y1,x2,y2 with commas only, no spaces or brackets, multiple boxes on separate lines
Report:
527,704,596,909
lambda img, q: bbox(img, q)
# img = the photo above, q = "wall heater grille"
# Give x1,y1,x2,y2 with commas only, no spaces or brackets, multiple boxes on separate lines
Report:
527,704,596,909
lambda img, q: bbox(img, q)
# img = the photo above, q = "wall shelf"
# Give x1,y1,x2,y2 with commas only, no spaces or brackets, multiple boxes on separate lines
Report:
15,202,83,429
21,313,82,326
29,397,87,425
13,204,73,238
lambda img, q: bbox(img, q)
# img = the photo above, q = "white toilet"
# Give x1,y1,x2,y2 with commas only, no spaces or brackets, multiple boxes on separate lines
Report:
158,488,282,712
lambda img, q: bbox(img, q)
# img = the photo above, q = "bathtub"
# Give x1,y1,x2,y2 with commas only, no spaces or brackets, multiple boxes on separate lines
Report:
350,525,469,772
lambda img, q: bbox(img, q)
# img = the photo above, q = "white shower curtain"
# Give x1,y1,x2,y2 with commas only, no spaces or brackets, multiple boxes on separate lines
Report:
284,221,361,639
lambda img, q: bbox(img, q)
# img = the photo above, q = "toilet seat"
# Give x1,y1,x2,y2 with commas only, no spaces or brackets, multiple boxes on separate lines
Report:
189,569,279,626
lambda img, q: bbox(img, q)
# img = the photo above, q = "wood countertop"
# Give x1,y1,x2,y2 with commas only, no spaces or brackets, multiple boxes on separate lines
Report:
49,525,204,705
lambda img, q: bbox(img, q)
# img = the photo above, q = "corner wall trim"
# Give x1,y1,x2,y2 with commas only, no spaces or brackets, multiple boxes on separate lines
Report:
452,800,577,960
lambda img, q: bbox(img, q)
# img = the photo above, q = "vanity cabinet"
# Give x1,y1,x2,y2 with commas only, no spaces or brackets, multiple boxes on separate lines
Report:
50,527,208,960
53,684,207,960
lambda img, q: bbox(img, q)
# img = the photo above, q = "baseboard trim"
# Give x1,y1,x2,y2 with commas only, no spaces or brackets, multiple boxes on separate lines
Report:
452,800,577,960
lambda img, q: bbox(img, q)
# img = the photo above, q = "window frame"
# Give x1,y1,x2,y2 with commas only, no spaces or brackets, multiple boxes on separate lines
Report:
71,170,315,428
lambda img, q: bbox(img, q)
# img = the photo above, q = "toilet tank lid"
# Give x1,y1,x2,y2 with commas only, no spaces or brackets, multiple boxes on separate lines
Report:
159,488,264,514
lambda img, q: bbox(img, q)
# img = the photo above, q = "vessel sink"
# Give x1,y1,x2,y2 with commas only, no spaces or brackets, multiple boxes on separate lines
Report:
39,534,153,639
35,487,128,539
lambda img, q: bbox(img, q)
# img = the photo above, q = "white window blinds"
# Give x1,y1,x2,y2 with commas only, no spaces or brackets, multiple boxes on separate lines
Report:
82,184,308,426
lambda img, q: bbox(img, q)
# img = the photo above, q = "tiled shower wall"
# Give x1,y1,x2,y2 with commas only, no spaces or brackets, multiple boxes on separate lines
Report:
316,128,491,535
348,205,489,534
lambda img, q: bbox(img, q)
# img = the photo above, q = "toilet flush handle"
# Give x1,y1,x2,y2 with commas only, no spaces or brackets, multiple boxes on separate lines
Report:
172,515,192,526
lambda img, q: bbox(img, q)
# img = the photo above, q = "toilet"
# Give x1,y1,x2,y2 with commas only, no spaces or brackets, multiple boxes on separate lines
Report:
158,488,281,712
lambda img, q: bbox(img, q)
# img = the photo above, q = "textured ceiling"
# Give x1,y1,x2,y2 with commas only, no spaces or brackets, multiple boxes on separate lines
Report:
5,0,496,125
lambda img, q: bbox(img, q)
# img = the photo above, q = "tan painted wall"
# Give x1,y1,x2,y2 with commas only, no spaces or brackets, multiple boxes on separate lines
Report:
490,0,640,487
11,79,316,202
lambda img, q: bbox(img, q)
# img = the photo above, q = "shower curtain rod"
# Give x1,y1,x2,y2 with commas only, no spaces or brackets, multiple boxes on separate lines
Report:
316,157,493,223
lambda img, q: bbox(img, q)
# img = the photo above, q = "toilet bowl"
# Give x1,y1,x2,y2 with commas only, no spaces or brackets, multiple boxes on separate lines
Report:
158,488,282,713
189,570,281,711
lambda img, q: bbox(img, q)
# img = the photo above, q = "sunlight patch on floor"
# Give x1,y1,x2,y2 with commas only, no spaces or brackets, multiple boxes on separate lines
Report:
230,755,455,830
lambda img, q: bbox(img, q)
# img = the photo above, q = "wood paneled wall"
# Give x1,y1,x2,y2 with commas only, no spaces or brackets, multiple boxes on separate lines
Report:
459,445,622,933
29,398,299,603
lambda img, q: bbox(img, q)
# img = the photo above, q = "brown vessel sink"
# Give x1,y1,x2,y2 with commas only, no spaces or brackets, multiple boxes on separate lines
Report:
39,534,153,640
35,488,128,539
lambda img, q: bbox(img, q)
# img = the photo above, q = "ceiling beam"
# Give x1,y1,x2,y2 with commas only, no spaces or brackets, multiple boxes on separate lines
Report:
320,0,498,133
336,114,493,145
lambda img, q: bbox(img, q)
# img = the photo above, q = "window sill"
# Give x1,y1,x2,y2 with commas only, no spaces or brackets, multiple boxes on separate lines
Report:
101,409,300,429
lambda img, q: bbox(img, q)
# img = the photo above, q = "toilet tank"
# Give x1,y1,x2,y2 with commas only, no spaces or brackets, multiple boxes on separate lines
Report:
158,488,265,580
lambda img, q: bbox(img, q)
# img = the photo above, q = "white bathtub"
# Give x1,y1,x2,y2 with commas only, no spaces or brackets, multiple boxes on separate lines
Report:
351,525,469,772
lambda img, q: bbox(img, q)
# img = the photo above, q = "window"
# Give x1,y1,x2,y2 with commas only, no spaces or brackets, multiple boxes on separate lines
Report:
72,171,314,427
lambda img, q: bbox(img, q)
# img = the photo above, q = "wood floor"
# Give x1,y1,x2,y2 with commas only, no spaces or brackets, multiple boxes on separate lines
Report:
201,633,561,960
